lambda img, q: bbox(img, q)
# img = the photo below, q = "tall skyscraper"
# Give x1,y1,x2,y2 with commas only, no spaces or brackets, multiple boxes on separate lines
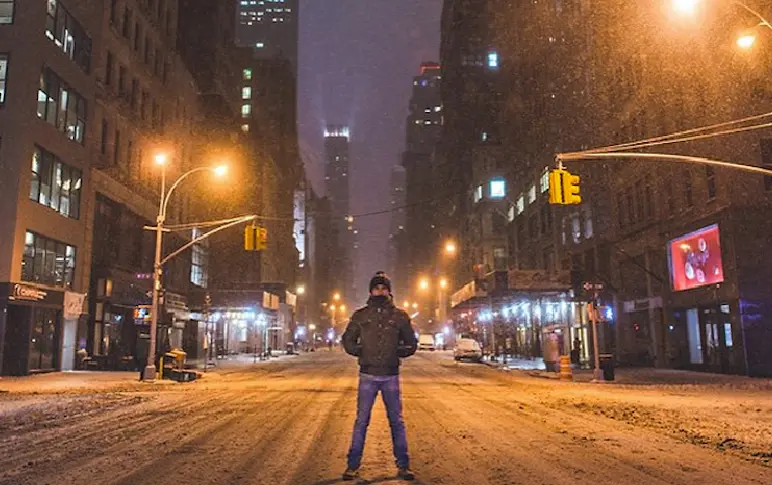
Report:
324,125,353,301
236,0,299,71
402,63,443,284
388,165,407,294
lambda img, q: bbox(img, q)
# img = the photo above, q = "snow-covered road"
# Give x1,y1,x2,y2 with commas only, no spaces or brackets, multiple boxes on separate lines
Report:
0,351,770,484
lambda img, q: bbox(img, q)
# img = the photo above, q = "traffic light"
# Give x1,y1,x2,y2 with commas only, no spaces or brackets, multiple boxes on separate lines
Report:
256,227,268,251
244,225,256,251
562,172,581,205
244,225,267,251
549,169,566,204
548,168,582,205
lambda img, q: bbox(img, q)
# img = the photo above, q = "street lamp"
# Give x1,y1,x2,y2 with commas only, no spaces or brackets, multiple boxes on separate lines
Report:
296,284,306,295
444,240,457,256
143,155,228,381
737,32,757,48
672,0,700,16
333,292,341,301
419,278,430,291
440,278,448,289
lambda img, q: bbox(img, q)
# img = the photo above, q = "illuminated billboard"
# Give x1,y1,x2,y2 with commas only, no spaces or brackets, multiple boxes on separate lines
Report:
668,224,724,292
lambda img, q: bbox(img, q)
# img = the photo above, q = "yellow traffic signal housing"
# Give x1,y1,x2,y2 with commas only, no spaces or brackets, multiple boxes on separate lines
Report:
244,225,256,251
563,173,581,205
549,169,566,204
256,227,268,251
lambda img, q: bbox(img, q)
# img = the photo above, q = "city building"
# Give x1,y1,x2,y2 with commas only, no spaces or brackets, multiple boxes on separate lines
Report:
401,62,443,289
387,165,406,294
324,125,353,300
440,0,772,376
235,0,298,71
0,0,100,375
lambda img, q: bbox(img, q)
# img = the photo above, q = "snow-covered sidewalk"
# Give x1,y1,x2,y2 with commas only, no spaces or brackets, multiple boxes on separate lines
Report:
0,352,303,395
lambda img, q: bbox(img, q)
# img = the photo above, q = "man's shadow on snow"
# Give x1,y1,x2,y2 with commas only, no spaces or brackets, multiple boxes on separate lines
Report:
309,476,427,485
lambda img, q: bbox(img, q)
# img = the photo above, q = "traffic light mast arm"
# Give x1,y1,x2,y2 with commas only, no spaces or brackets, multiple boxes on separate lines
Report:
161,214,258,267
556,151,772,177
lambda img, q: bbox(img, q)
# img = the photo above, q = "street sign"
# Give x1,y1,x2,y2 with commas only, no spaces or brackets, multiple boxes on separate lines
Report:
583,282,604,292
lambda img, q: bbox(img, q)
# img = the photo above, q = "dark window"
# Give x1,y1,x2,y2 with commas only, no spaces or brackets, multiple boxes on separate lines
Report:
100,119,108,155
22,231,77,288
114,128,121,166
110,0,118,24
665,179,675,213
105,51,114,86
0,0,14,24
706,166,716,200
645,183,654,218
134,22,141,51
131,78,139,108
30,146,82,219
617,193,625,228
635,183,644,220
684,169,694,207
528,214,538,240
540,204,551,234
45,0,92,72
626,192,634,225
37,67,87,144
118,65,126,94
122,7,131,38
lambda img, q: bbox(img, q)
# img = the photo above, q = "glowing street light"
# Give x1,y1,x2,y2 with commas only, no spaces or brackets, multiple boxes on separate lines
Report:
333,292,341,301
296,284,306,295
440,278,448,290
213,165,228,177
412,303,419,309
419,278,430,291
340,305,346,312
154,153,168,165
444,240,457,256
737,33,757,49
329,305,336,311
672,0,700,16
403,300,410,308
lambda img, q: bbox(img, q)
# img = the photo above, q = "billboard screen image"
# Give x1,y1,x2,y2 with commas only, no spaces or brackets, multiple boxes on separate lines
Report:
668,224,724,292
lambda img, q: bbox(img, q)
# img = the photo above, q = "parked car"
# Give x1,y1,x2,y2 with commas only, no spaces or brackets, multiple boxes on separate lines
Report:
454,338,483,362
418,334,436,351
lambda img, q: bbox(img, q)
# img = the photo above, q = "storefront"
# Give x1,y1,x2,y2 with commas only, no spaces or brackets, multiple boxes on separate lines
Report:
0,283,65,376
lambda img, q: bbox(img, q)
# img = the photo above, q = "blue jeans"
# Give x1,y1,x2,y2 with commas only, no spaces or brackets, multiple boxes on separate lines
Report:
347,373,409,469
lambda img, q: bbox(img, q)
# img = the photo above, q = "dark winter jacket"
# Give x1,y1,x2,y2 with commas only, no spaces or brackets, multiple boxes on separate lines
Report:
342,296,418,376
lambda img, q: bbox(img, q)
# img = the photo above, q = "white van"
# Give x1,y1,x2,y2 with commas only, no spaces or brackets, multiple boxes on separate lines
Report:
418,334,436,351
454,338,483,362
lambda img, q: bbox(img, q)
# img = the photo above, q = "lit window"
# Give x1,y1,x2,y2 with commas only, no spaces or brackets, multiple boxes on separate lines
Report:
490,179,506,198
516,196,525,215
481,132,488,142
0,54,7,103
38,67,87,144
242,68,252,80
434,106,442,112
256,42,265,48
508,205,515,222
0,0,13,24
241,124,249,132
528,185,536,204
45,0,92,72
474,185,483,203
540,168,550,193
22,231,77,288
241,103,251,117
242,86,252,99
488,51,499,69
30,146,82,219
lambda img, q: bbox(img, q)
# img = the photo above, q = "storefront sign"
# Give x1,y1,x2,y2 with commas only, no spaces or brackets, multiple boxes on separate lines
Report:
12,284,48,301
622,297,663,314
668,224,724,292
508,270,570,291
63,291,86,319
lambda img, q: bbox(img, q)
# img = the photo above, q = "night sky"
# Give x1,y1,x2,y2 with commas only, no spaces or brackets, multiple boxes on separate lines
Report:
298,0,444,303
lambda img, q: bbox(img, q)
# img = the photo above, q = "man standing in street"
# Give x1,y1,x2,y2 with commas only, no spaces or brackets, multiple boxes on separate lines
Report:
341,272,418,481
